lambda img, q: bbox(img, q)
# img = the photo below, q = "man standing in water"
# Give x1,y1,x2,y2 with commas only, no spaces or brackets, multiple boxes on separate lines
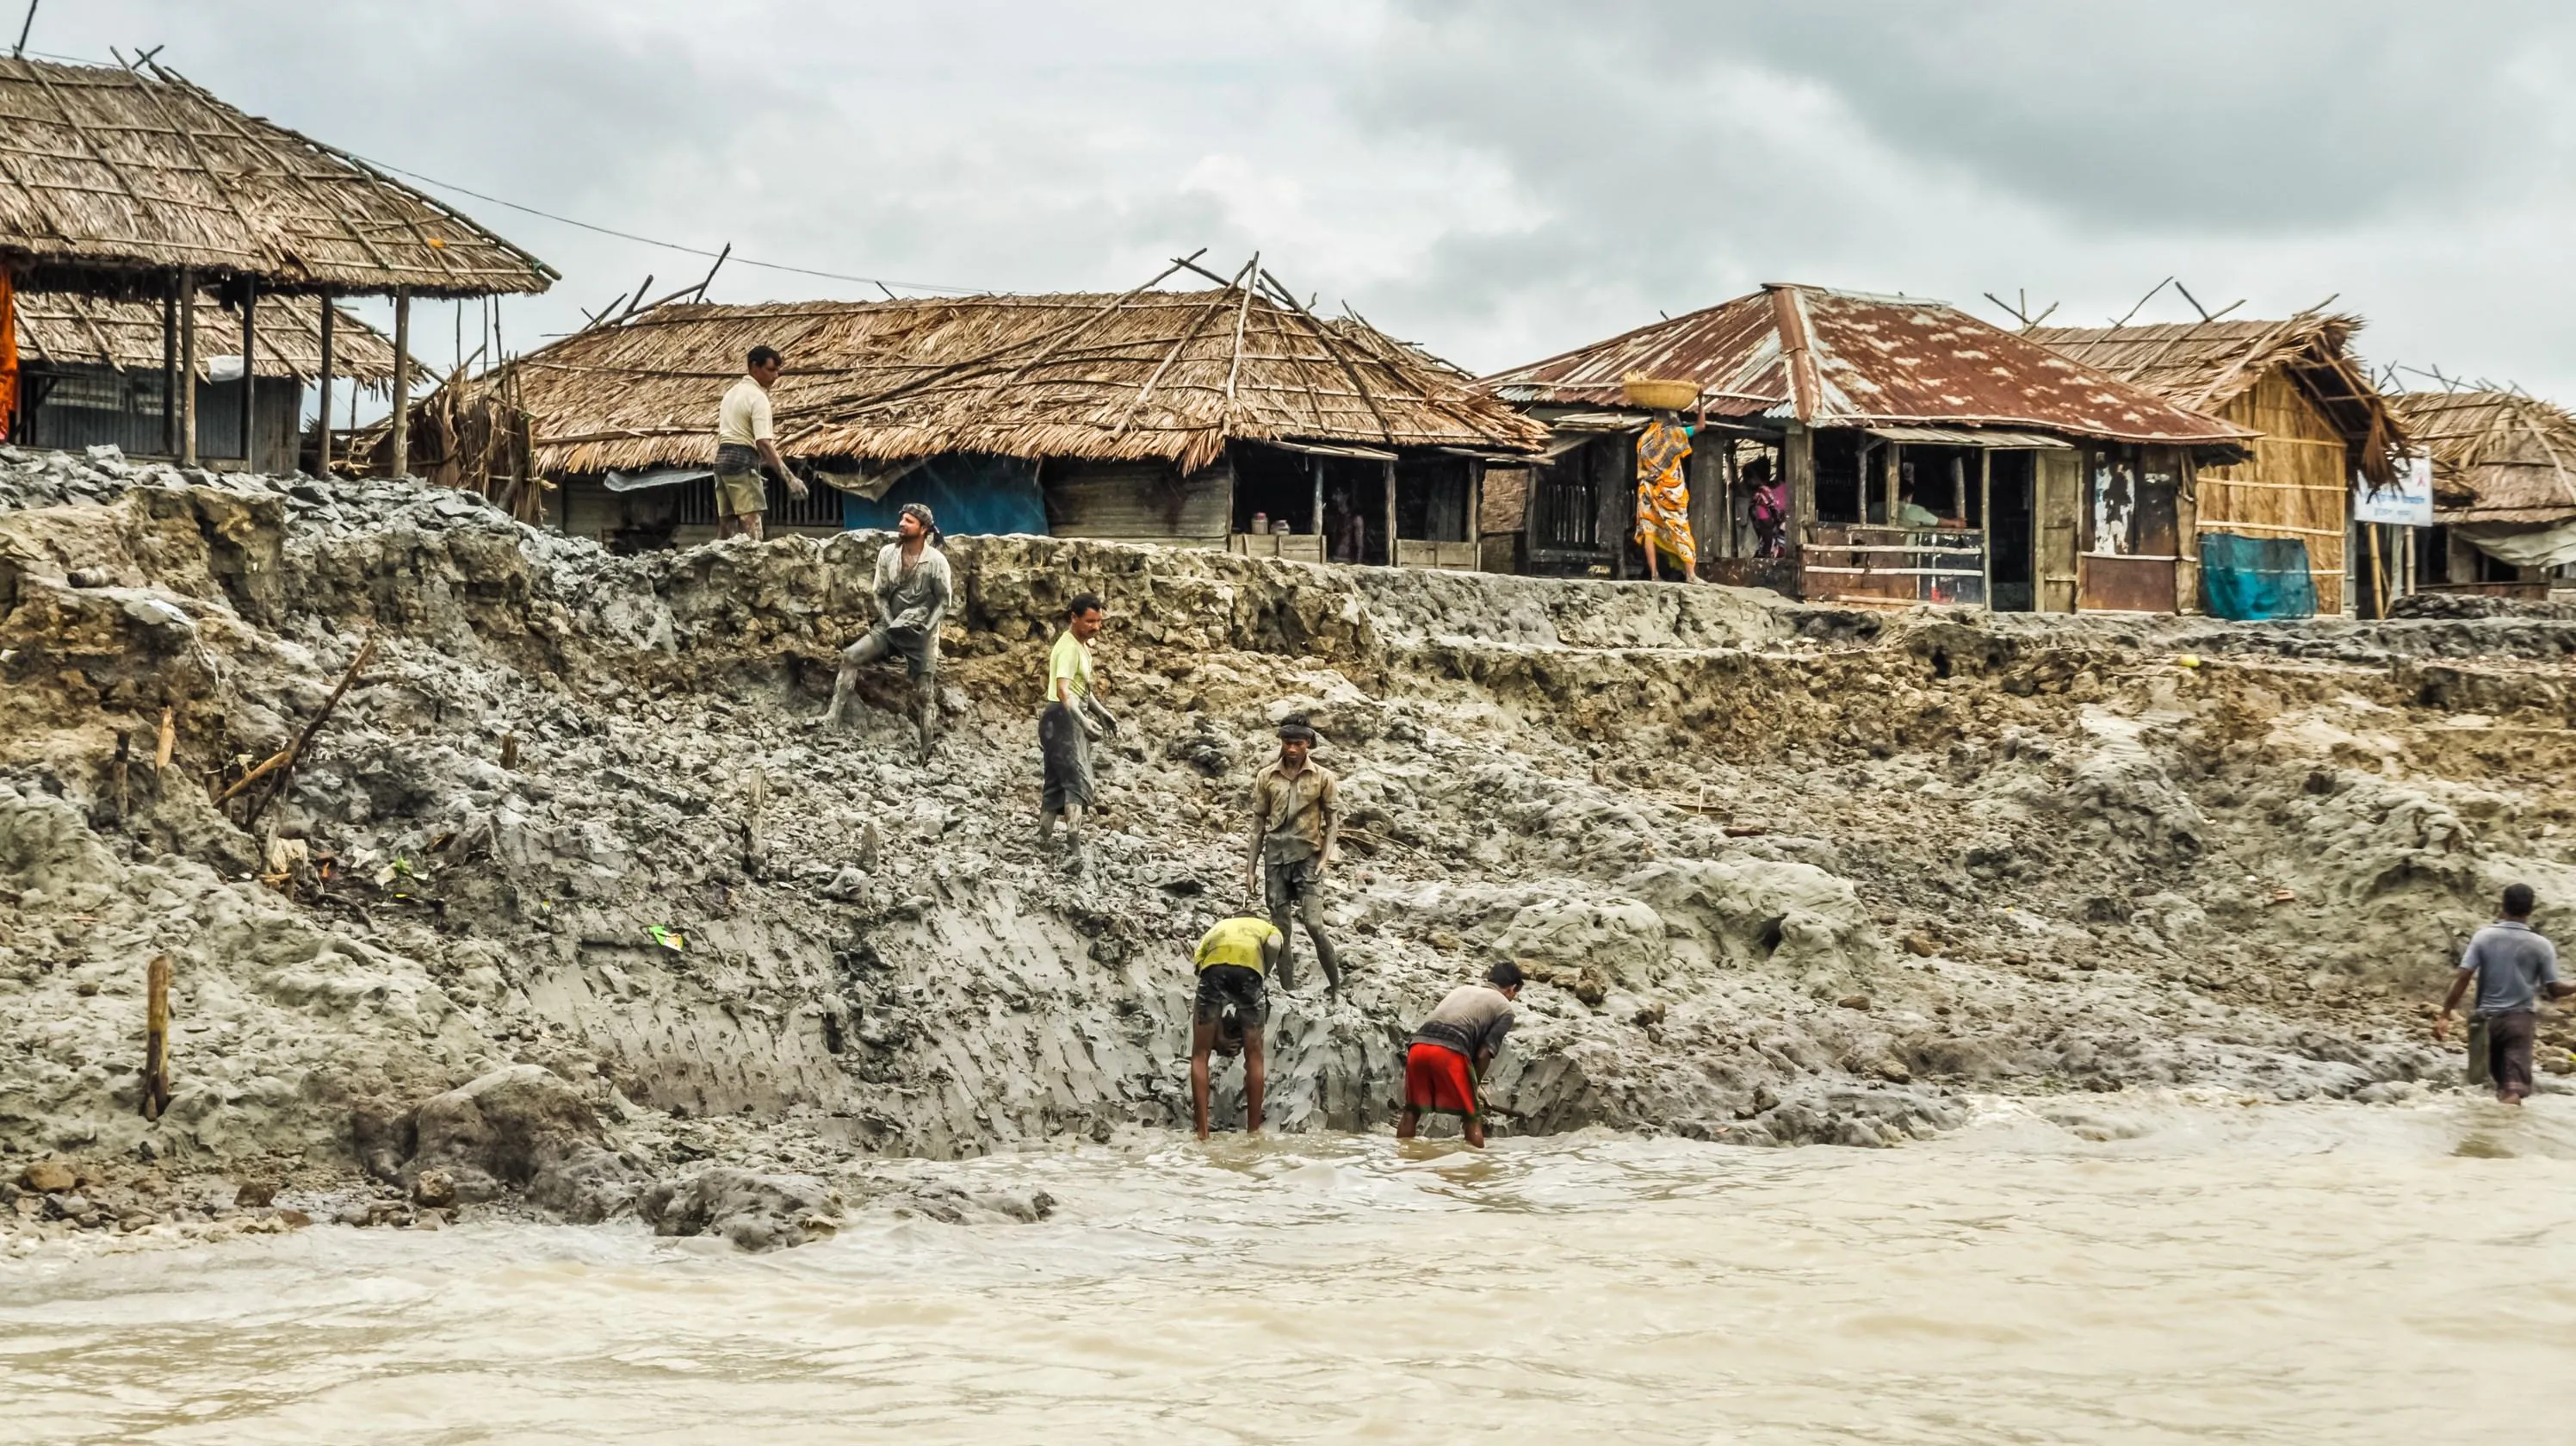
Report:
826,502,950,762
1245,716,1342,996
1190,914,1285,1139
713,345,807,542
1397,962,1524,1148
1037,593,1115,871
2437,883,2565,1103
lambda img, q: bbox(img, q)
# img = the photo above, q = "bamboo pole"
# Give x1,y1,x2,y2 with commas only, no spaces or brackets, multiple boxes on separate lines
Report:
177,269,197,467
1382,456,1397,567
1978,448,1994,607
159,273,177,456
314,295,333,477
141,953,171,1120
388,288,411,478
154,704,174,768
238,275,257,471
2366,522,2387,619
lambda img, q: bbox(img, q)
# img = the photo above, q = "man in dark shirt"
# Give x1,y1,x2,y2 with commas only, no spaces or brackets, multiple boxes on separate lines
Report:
2436,883,2567,1102
1397,962,1523,1148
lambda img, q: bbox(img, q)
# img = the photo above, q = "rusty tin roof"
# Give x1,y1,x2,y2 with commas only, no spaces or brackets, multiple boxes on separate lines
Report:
1484,284,2251,447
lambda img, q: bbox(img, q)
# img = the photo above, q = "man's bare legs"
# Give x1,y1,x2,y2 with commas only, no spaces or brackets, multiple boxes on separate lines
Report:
826,632,890,729
717,512,766,543
1188,1019,1264,1139
1396,1105,1418,1140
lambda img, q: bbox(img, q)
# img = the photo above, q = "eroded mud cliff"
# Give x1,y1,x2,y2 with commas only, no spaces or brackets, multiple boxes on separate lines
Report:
3,450,2573,1241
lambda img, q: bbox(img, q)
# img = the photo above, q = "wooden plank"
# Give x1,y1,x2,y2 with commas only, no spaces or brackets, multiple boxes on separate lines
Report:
2035,448,2081,613
140,953,171,1120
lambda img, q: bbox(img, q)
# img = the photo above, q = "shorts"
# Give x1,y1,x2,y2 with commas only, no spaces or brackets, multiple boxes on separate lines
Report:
1194,964,1268,1028
2482,1010,2537,1099
1263,850,1324,929
1040,701,1094,811
1403,1040,1478,1118
715,468,767,518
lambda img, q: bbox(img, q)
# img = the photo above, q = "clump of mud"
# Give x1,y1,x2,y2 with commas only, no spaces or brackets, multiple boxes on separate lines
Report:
3,446,2573,1247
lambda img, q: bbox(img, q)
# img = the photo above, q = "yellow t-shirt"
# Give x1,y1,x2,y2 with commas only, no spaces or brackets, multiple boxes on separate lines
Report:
716,377,775,446
1048,630,1093,704
1195,916,1281,975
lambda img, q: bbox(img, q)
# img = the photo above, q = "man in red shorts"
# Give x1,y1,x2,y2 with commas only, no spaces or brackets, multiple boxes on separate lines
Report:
1397,962,1524,1148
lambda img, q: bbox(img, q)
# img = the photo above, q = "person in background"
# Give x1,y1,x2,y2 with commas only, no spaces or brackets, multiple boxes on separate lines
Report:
826,502,950,762
1894,477,1944,528
1635,408,1700,583
2436,883,2565,1103
1328,487,1366,563
714,345,807,542
1245,716,1343,996
1190,913,1285,1139
1744,456,1787,559
1037,593,1117,871
1397,961,1525,1149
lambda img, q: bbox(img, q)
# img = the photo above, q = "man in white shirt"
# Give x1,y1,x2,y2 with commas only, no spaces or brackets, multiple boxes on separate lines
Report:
714,345,807,541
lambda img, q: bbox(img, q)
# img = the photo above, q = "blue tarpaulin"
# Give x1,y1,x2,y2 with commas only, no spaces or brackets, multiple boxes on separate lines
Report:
836,454,1048,537
2199,531,2316,621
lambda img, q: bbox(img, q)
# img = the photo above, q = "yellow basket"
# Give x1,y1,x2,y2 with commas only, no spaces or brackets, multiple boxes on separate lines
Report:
1621,375,1699,411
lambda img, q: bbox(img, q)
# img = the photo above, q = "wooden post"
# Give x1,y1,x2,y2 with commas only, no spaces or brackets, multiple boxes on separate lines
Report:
314,295,334,478
140,953,171,1120
1468,458,1483,557
1882,442,1900,524
1382,456,1397,567
238,276,257,471
159,274,178,457
388,287,412,478
1782,423,1812,573
2365,522,2387,619
1978,448,1994,608
1310,455,1324,538
155,705,175,768
177,270,198,468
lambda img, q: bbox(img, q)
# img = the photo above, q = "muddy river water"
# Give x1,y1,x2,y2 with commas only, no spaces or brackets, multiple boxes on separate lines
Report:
4,1097,2573,1444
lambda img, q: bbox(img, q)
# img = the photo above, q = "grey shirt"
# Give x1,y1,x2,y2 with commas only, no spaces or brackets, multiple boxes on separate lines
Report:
2459,922,2560,1015
1413,983,1514,1061
874,542,951,637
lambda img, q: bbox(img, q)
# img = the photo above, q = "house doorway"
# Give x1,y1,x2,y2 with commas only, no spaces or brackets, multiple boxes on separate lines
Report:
1988,450,2037,611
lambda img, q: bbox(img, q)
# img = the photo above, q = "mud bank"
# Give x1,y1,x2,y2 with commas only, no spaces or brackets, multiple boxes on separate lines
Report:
3,450,2573,1244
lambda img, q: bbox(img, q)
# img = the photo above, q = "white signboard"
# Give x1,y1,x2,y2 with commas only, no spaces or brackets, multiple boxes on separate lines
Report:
2354,454,2432,528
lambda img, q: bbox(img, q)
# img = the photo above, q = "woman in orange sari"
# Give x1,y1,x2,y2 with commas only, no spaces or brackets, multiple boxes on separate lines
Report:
1634,410,1699,582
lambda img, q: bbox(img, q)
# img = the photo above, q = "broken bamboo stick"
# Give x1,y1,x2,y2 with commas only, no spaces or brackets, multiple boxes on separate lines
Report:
141,953,171,1120
229,633,377,823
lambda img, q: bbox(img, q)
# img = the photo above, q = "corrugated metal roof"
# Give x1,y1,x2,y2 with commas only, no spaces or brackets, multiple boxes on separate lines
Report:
1864,425,2067,448
1483,284,2251,447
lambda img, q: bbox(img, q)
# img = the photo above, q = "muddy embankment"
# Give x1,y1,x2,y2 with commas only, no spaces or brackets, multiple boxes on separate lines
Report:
3,448,2573,1245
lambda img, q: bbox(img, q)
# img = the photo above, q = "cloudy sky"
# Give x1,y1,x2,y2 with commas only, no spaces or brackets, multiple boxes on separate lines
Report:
40,1,2576,399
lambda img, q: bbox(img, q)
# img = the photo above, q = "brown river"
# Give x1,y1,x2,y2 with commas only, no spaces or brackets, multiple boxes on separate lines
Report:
4,1095,2573,1443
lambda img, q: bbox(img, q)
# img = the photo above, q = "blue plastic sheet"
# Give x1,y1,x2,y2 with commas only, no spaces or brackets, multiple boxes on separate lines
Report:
838,454,1049,537
2198,531,2316,620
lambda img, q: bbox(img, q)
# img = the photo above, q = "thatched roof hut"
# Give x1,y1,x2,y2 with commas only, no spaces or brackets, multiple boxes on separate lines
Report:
2386,389,2576,527
0,57,551,296
508,269,1543,479
16,290,403,384
2029,311,2406,616
474,258,1541,560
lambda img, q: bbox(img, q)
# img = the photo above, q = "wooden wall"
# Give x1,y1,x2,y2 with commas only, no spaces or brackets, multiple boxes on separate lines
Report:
2202,369,2350,616
1044,461,1229,546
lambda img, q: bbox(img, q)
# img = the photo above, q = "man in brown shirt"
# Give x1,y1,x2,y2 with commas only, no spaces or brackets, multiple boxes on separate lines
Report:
1243,716,1342,996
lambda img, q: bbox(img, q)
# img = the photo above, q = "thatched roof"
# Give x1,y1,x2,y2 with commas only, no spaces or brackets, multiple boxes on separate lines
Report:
498,260,1546,477
0,57,552,296
16,289,405,384
2027,311,2402,483
1484,284,2251,448
2385,389,2576,525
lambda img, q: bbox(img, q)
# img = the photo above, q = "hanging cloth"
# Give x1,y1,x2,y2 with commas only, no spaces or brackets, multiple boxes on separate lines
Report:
0,264,18,441
1634,416,1696,569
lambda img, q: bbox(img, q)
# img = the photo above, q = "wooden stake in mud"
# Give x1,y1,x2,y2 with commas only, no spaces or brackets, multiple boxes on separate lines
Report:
141,953,172,1120
155,704,175,769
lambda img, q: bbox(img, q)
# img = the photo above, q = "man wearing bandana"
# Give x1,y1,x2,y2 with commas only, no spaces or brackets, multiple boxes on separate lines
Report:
1243,715,1343,996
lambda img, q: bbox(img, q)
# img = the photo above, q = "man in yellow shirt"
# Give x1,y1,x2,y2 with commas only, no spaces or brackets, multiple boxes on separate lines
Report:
1191,914,1284,1139
1037,593,1115,871
713,345,806,542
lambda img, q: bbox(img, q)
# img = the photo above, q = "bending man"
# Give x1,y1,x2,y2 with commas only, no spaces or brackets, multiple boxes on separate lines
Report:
1191,914,1285,1139
1397,962,1524,1149
827,502,950,762
1245,715,1341,996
